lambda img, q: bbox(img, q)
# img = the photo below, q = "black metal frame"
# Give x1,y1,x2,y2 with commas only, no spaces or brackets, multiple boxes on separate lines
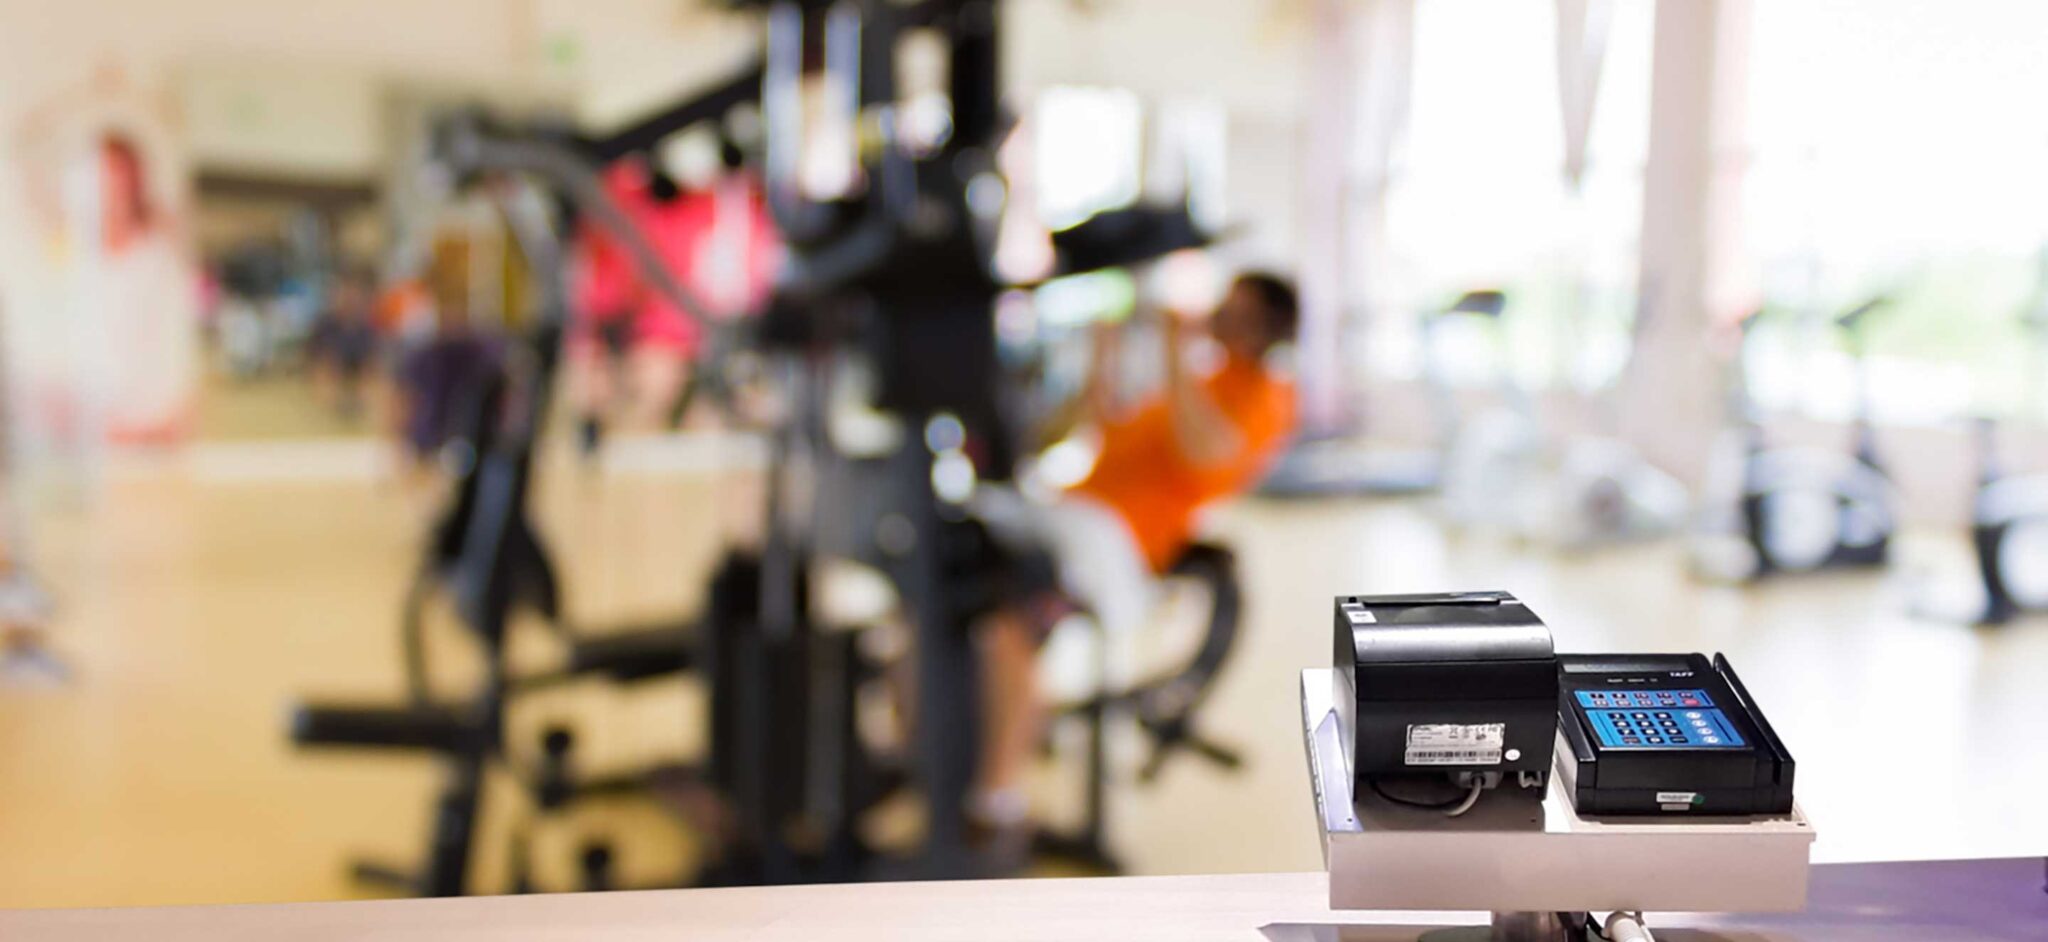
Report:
289,174,577,897
288,0,1257,895
1034,542,1246,873
1962,418,2048,626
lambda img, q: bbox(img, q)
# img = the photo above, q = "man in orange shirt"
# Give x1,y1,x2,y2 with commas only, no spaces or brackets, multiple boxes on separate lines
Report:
974,271,1298,836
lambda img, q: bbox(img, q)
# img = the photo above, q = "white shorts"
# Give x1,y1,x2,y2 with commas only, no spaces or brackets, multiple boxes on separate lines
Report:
972,488,1156,691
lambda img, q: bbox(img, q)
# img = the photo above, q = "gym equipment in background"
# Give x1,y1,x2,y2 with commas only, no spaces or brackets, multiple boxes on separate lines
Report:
1431,286,1693,548
1031,541,1245,872
1269,282,1688,551
1435,289,1550,530
1255,435,1446,499
290,172,592,898
1691,298,1897,582
213,220,337,381
1927,262,2048,626
1921,416,2048,626
1259,290,1505,500
1046,202,1215,277
289,101,755,895
289,0,1248,895
1511,286,1690,550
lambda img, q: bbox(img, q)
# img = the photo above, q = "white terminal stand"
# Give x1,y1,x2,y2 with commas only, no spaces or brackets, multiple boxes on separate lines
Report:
1301,669,1815,937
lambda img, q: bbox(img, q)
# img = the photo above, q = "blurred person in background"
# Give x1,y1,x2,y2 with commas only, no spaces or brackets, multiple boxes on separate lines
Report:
306,267,381,422
390,254,502,480
95,133,199,445
971,271,1299,845
625,167,706,429
0,536,61,685
211,248,277,380
374,275,434,344
565,160,704,451
565,167,644,454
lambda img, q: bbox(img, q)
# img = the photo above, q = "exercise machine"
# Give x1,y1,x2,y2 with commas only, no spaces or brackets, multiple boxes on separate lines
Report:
1259,291,1506,500
1691,298,1896,582
1909,415,2048,626
1927,261,2048,625
289,0,1249,893
1434,290,1549,530
288,109,738,895
1516,288,1689,550
290,166,584,896
1433,286,1689,548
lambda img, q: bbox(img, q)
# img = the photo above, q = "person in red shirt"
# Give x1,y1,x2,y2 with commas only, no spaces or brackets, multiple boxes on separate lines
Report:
974,271,1299,837
567,159,783,449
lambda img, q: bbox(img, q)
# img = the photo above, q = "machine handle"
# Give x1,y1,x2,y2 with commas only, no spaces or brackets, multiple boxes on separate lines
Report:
290,703,476,752
565,627,695,681
348,861,419,894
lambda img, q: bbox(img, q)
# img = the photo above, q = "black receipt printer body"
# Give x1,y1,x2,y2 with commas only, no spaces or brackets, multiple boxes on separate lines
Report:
1333,591,1558,791
1556,653,1797,816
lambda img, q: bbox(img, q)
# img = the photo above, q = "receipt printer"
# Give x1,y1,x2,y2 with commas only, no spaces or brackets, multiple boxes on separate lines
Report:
1333,591,1557,792
1557,653,1797,815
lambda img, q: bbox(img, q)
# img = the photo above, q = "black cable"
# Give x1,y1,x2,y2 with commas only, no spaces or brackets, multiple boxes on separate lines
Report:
1366,778,1469,811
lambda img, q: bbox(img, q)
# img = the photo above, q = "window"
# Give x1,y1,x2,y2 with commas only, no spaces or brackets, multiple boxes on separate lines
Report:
1002,87,1229,409
1740,0,2048,424
1032,86,1144,231
1362,0,1655,394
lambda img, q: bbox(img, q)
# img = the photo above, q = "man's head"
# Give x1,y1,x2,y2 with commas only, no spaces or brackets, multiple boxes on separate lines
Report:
1209,271,1299,362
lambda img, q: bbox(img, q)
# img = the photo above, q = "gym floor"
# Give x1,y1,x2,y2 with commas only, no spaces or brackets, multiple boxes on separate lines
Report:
2,432,2045,908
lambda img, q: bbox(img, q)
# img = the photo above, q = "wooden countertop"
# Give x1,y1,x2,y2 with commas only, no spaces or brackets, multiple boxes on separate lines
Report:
5,859,2045,941
0,871,1386,942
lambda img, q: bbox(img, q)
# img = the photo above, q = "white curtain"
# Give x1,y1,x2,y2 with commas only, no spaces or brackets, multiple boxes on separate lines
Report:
1555,0,1616,193
1299,0,1415,432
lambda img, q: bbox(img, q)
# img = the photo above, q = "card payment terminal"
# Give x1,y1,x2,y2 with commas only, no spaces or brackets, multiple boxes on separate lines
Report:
1556,653,1797,816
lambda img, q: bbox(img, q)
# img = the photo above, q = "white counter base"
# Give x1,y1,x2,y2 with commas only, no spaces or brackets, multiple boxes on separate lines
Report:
1302,668,1815,914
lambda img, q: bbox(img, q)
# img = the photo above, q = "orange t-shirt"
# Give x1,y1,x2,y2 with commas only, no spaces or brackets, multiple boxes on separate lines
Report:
1073,358,1296,572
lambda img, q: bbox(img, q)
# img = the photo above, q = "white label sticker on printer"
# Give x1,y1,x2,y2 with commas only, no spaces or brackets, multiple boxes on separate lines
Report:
1404,723,1505,766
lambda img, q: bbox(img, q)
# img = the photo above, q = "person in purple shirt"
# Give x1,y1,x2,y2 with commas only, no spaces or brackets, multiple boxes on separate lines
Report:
392,279,504,468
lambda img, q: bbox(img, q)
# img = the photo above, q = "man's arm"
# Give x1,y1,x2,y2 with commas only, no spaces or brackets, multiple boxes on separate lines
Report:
1033,322,1123,450
1160,313,1243,467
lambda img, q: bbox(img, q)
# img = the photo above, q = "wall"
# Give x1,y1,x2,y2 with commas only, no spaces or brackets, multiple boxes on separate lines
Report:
1222,112,1305,270
530,0,758,130
1003,0,1311,284
0,0,555,108
179,65,384,181
1006,0,1309,117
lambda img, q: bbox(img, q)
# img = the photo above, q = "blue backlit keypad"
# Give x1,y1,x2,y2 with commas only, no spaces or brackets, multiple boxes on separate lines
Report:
1575,689,1745,749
